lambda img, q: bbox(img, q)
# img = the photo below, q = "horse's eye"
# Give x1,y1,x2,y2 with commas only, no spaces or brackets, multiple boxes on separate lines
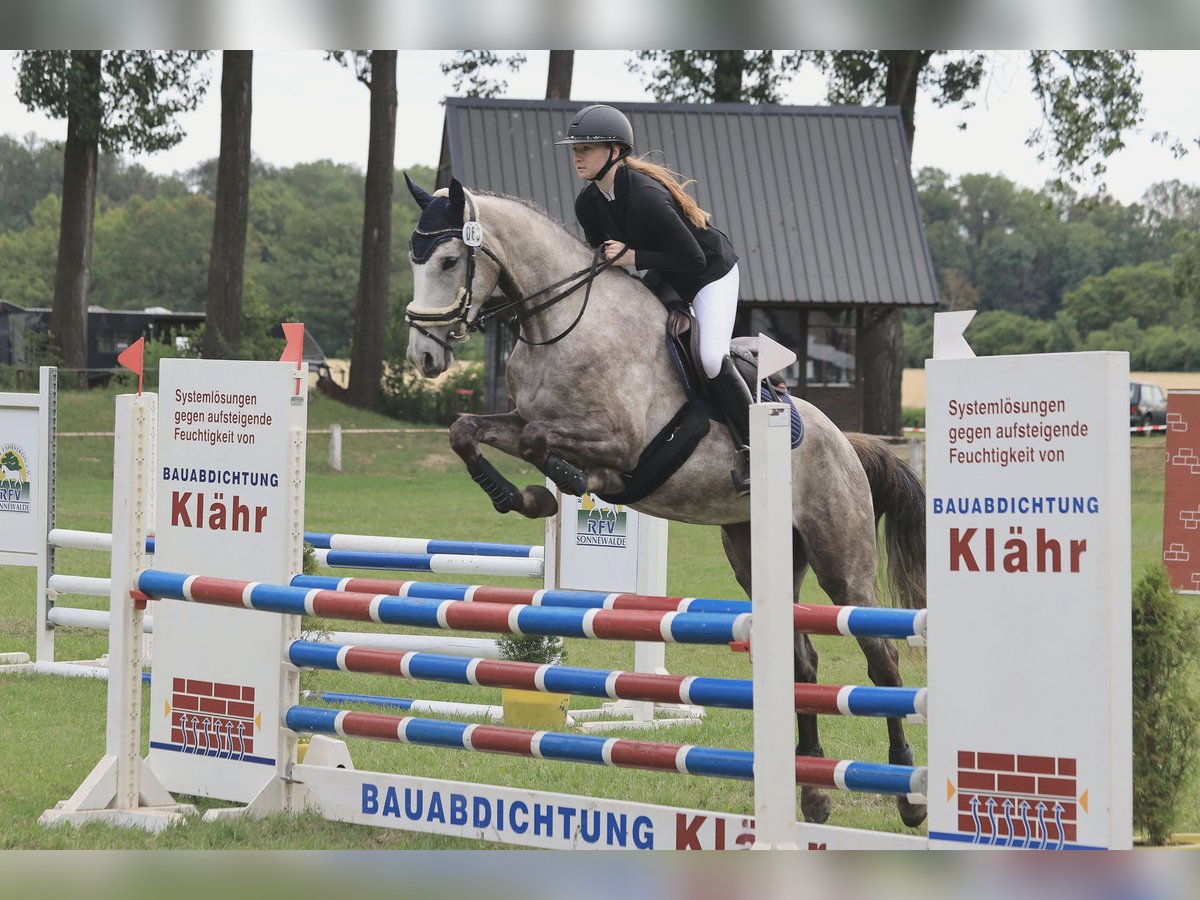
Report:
441,256,458,271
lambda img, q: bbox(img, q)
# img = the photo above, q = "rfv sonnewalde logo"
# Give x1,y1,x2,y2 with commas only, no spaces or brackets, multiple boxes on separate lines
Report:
0,442,31,512
575,493,627,548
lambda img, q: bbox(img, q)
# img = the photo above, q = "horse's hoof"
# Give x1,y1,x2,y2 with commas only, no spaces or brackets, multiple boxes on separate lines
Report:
519,485,559,519
897,797,928,828
800,787,831,824
887,743,927,827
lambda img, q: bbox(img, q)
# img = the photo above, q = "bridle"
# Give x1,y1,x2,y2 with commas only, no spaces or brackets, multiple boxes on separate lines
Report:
405,192,627,352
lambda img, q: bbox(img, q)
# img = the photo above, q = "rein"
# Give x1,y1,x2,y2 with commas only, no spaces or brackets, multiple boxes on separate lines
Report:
405,193,626,350
475,244,624,347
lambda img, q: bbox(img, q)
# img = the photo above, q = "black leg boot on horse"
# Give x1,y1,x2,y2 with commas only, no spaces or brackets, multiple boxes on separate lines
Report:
708,356,753,496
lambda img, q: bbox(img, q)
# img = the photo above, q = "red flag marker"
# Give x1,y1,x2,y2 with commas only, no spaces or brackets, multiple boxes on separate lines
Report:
279,322,305,395
117,337,145,395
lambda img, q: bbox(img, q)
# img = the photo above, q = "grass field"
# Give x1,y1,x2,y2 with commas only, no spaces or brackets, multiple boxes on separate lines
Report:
0,383,1192,849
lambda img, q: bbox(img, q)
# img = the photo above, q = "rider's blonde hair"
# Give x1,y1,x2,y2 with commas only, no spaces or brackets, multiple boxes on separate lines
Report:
624,155,711,230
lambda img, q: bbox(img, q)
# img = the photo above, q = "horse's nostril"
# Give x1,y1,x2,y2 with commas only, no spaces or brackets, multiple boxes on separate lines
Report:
422,352,435,372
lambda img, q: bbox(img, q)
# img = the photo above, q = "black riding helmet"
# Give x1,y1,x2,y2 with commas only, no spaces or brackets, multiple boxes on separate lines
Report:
555,104,634,182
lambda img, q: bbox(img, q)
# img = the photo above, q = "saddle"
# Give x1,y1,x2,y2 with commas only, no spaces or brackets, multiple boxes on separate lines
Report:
665,304,793,404
595,305,802,506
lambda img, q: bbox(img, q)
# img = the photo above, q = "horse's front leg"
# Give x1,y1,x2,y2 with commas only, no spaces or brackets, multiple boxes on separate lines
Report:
448,412,559,518
515,419,640,498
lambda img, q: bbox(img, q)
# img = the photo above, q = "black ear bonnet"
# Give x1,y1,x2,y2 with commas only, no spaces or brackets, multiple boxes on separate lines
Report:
410,196,458,264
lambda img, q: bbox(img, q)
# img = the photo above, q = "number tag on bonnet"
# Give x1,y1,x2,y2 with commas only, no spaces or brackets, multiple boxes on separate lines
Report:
462,221,484,248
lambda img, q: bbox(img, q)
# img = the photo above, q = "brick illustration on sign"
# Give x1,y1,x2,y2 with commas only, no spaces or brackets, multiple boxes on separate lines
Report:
168,676,257,759
950,750,1081,849
1164,394,1200,592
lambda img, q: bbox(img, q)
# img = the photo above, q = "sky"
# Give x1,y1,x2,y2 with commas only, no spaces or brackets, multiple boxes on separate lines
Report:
2,49,1200,207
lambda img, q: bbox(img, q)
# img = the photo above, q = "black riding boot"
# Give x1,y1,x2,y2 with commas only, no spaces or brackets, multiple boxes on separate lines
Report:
708,356,753,496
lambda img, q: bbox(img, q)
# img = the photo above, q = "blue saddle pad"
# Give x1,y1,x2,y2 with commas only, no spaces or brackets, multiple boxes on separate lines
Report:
757,384,805,449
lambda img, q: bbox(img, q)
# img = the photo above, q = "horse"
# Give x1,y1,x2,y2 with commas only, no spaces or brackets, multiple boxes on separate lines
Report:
402,175,928,829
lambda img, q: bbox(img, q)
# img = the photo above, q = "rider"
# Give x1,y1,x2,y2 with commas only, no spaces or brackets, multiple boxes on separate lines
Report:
556,103,753,495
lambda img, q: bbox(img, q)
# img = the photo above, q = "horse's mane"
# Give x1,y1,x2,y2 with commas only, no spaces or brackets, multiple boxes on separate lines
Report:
475,189,590,251
473,186,649,300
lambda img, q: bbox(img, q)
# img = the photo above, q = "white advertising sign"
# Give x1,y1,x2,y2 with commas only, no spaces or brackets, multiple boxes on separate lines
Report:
925,348,1131,849
552,492,663,594
149,359,306,802
0,380,50,563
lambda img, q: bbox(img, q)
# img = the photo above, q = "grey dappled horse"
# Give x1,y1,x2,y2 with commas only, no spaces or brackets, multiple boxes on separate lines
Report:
404,176,928,828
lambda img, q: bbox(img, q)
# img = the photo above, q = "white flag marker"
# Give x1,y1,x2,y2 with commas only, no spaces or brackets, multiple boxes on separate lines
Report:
932,310,977,360
755,333,798,401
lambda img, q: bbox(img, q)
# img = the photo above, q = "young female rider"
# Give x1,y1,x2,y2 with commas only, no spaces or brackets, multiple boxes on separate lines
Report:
556,103,753,495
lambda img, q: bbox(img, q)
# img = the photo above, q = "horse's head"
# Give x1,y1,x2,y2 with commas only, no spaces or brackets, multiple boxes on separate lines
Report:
404,174,501,378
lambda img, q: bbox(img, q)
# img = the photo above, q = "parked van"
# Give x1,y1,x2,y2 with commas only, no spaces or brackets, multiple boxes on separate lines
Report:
1130,382,1167,427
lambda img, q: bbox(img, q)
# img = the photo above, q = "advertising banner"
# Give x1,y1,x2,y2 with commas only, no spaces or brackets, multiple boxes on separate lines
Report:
925,348,1131,849
149,359,306,802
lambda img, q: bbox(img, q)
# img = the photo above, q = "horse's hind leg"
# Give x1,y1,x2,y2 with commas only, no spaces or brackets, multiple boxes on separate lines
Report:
719,522,831,825
804,531,928,828
855,635,926,827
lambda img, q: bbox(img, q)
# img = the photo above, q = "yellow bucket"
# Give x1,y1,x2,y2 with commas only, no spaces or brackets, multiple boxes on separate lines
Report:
501,688,571,730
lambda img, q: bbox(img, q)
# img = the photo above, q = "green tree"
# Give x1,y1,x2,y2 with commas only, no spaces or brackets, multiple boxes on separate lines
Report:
963,310,1054,356
1143,180,1200,247
1131,564,1200,845
1080,316,1144,358
0,195,60,305
97,156,186,205
278,161,363,208
252,198,361,355
440,51,527,98
802,51,1143,187
246,178,305,261
90,193,214,311
0,134,63,232
1170,231,1200,312
14,51,209,377
1060,261,1177,334
629,51,803,103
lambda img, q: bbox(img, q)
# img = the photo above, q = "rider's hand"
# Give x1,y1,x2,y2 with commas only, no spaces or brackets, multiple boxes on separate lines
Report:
603,241,635,267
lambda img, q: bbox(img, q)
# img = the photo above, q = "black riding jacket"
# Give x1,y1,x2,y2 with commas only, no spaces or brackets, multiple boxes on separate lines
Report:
575,166,737,302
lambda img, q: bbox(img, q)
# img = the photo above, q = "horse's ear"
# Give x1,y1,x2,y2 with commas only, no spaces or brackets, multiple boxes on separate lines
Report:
448,178,466,222
404,172,434,210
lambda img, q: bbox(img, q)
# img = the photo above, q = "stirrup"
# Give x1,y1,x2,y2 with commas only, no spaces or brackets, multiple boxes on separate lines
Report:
730,447,750,497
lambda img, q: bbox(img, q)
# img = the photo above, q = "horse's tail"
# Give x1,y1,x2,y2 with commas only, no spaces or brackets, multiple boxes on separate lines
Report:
845,433,926,610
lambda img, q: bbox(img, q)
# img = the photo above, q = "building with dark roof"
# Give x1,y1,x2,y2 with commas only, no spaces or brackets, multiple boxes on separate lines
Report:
435,97,938,431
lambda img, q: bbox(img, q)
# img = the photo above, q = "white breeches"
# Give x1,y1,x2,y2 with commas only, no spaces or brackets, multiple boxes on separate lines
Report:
691,263,741,379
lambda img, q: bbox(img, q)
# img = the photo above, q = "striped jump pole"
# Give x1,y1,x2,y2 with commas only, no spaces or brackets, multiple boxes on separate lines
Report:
302,690,504,721
291,575,927,642
309,549,544,579
49,529,544,561
288,640,928,719
44,575,501,660
305,532,544,560
285,706,929,799
136,571,752,646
